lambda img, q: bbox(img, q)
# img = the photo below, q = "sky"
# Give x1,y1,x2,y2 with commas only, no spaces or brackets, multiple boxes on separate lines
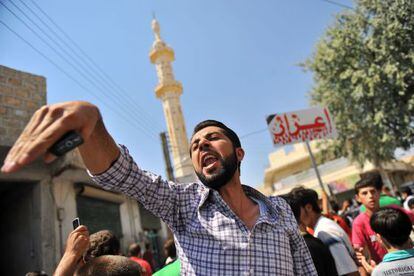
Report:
0,0,354,188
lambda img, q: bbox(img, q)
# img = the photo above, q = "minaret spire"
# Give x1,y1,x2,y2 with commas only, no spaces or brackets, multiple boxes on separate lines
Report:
149,19,195,182
151,15,162,41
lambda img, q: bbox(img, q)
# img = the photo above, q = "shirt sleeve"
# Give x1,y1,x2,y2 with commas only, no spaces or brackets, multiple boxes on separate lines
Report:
327,241,358,275
89,145,182,228
351,217,366,248
316,231,358,275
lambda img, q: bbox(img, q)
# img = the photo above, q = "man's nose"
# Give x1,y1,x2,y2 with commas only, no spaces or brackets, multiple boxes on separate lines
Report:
199,139,211,151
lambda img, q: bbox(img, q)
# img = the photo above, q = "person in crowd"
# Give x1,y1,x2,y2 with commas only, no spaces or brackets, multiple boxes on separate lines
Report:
338,199,352,216
290,187,359,276
152,239,180,276
401,186,414,211
321,191,352,240
163,239,177,265
339,199,360,226
1,102,316,275
54,225,90,276
128,243,152,276
142,243,156,271
359,173,401,213
153,259,180,276
357,207,414,276
354,175,414,271
281,194,338,276
382,186,393,197
352,176,389,266
85,230,120,260
76,255,142,276
408,198,414,211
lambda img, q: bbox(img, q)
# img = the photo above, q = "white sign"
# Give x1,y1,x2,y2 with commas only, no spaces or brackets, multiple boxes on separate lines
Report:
266,107,337,145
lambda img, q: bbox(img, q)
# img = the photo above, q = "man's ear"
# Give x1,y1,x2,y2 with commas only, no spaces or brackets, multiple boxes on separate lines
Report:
304,203,313,213
235,147,245,162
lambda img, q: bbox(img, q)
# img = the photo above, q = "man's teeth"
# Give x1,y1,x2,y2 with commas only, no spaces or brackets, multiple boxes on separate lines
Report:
204,156,217,166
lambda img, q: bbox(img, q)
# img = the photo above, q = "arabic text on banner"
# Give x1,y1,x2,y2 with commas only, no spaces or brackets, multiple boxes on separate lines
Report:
266,107,337,146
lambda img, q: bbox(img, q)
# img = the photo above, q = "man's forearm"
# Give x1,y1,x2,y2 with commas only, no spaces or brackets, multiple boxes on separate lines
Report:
54,253,79,276
79,118,120,175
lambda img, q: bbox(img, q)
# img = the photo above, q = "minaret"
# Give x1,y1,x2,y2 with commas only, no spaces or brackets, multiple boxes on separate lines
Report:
149,18,195,182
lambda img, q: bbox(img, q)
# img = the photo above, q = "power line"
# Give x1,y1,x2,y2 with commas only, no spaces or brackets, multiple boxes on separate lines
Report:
240,128,268,139
1,0,160,141
24,0,165,132
320,0,354,10
9,0,164,136
0,18,158,142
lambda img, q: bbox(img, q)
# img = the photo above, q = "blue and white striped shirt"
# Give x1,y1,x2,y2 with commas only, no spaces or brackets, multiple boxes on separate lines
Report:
91,145,317,275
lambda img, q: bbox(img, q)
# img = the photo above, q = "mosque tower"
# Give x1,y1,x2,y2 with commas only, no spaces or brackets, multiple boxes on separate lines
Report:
149,18,195,182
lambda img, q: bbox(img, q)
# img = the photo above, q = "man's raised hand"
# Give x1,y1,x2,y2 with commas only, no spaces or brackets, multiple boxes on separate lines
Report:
1,101,100,173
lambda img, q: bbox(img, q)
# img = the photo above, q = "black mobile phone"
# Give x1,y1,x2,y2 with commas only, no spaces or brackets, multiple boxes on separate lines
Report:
72,217,81,229
49,131,84,156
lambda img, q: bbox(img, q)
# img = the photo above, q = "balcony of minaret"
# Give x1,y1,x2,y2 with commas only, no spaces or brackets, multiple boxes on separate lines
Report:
149,46,175,64
155,81,183,99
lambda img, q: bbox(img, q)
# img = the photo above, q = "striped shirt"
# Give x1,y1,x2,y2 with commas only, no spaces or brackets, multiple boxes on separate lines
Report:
91,145,317,275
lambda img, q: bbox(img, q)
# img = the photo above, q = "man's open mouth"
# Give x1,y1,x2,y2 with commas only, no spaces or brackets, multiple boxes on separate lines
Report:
202,154,219,170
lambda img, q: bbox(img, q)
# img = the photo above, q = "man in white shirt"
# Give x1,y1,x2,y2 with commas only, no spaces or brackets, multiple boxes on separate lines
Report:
291,186,359,276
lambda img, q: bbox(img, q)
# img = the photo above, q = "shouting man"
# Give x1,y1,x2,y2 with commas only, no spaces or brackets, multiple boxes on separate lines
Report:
1,101,316,275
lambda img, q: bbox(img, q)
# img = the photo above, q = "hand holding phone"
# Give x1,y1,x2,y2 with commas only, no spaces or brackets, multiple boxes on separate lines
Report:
72,217,81,229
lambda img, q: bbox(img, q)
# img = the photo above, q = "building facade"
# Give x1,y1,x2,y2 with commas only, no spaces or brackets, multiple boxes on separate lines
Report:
0,65,167,275
260,141,414,202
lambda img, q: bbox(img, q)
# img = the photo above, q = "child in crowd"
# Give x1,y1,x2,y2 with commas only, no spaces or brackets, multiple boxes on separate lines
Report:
360,207,414,276
352,176,388,264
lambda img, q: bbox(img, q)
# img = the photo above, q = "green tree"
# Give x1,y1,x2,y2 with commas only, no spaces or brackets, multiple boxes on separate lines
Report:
304,0,414,171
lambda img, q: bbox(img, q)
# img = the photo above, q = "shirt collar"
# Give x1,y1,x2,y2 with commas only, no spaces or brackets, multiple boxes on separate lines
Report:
197,184,281,226
382,248,414,262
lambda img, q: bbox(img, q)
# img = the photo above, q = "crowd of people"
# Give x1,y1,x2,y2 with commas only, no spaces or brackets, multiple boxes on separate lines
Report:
281,173,414,276
44,172,414,276
48,228,179,276
3,101,414,275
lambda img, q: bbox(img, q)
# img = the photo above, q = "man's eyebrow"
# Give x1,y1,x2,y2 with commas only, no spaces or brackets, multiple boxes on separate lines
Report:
191,137,200,146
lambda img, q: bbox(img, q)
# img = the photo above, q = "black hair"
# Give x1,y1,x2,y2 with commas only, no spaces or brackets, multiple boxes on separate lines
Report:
77,255,142,276
354,174,380,194
290,186,321,214
164,239,177,259
408,198,414,209
128,243,142,257
370,207,412,247
401,186,413,196
330,200,339,213
86,230,120,259
191,120,241,151
279,194,301,223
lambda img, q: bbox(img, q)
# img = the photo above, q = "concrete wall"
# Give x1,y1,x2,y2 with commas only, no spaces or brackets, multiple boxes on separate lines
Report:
0,65,46,146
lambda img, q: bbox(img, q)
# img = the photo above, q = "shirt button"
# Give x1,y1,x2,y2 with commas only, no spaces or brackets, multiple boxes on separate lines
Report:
250,268,254,274
243,271,249,276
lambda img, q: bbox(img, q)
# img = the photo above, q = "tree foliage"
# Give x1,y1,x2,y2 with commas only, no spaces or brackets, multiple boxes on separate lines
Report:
304,0,414,166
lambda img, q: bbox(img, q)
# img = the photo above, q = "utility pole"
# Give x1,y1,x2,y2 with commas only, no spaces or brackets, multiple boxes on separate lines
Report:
160,132,175,238
160,132,174,181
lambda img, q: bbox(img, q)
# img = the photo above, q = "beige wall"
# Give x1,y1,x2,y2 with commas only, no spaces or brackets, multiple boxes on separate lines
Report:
0,65,46,146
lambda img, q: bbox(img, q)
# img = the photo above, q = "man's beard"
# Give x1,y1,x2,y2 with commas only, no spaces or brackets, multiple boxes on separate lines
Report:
195,150,238,190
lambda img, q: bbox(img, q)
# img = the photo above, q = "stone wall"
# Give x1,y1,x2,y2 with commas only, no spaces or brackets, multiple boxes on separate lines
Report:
0,65,46,146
